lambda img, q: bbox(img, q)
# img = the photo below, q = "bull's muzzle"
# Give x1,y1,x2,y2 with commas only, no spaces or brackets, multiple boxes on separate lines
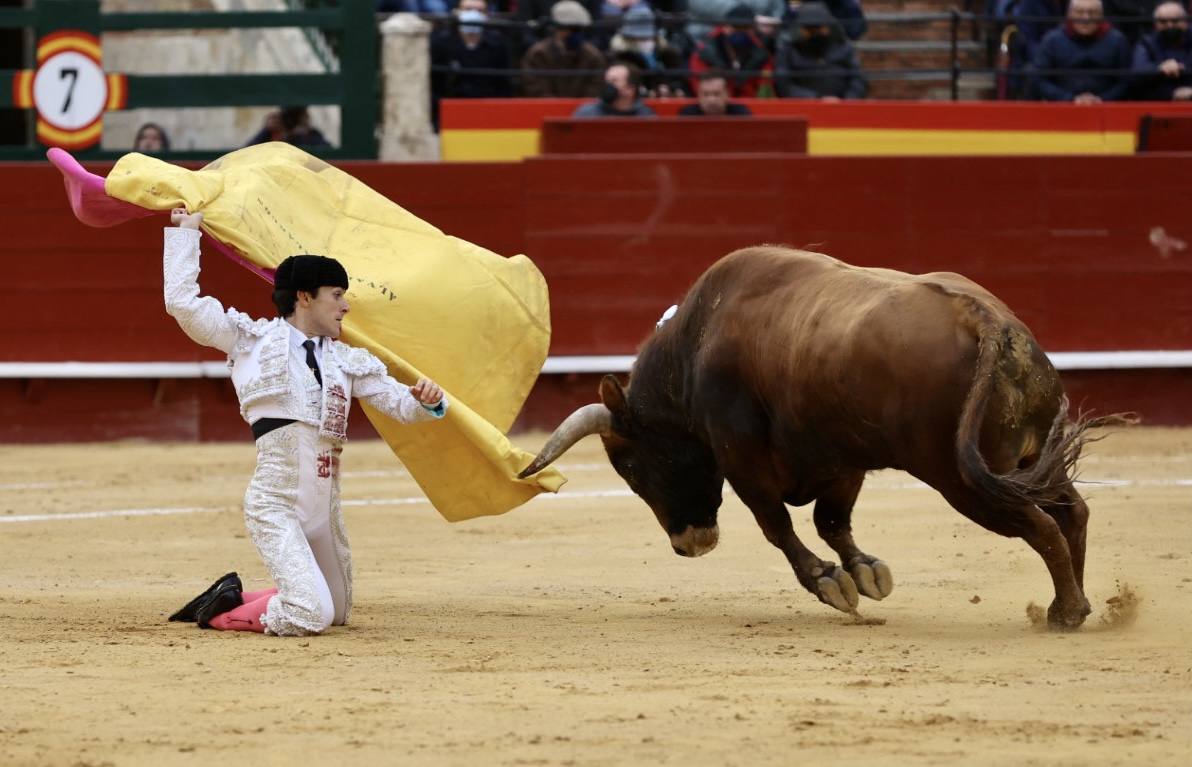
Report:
670,525,719,557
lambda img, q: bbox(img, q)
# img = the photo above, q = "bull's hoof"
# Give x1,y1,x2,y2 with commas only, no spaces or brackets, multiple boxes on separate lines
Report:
1047,597,1092,631
849,558,894,601
815,566,860,613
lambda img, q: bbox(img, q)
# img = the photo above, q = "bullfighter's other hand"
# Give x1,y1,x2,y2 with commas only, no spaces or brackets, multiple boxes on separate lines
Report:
410,378,443,407
170,208,203,230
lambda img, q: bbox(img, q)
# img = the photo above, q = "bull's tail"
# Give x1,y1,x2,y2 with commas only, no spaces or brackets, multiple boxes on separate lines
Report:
954,301,1131,509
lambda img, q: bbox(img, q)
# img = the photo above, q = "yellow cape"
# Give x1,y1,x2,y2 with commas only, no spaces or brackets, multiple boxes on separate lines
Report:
105,143,565,521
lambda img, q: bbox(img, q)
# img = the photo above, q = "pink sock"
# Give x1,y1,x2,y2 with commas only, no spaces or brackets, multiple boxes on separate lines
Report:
241,587,278,603
208,593,273,633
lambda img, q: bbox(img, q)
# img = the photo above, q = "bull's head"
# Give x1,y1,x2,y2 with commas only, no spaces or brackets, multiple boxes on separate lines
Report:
519,375,724,557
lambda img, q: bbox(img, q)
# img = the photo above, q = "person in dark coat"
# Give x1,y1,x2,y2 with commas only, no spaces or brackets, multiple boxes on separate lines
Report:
1031,0,1132,101
784,0,868,40
521,0,608,97
774,1,867,99
1131,0,1192,99
430,9,513,129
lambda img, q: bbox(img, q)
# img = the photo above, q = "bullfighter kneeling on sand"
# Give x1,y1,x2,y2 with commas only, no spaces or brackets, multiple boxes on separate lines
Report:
162,208,448,636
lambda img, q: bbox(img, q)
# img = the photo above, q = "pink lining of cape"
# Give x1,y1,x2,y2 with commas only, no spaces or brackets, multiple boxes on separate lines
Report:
47,148,276,284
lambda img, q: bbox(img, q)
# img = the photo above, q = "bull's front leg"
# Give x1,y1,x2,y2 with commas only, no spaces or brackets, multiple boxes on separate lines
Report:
735,485,860,613
812,472,894,601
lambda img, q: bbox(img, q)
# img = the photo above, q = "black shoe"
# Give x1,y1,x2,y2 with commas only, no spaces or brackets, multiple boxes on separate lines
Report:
195,579,244,628
168,572,241,623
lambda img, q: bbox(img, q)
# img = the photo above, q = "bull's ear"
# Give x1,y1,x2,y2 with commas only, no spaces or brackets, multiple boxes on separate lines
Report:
599,374,629,419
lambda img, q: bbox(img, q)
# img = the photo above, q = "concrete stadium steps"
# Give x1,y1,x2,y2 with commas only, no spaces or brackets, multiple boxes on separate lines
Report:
853,2,992,99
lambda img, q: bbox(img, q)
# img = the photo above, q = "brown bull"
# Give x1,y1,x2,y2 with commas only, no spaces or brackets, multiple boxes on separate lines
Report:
520,246,1114,629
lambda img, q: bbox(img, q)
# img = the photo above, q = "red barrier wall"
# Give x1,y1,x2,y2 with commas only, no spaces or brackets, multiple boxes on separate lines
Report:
2,154,1190,440
540,117,808,155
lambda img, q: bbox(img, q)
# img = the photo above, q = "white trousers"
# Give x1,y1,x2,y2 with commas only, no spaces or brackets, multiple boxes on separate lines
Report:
243,422,352,636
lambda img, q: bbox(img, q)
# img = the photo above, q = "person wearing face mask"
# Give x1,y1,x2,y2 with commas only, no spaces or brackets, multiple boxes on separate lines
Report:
572,63,659,114
688,3,777,97
609,5,692,95
521,0,609,97
518,0,604,54
1131,1,1192,100
687,0,786,40
774,1,867,99
430,7,513,128
1030,0,1131,102
785,0,868,41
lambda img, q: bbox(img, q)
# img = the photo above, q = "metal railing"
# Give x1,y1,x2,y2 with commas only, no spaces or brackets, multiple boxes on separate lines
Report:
423,10,1176,102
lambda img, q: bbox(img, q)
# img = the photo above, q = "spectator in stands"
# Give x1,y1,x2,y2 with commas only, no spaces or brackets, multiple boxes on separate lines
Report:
517,0,604,52
785,0,868,40
133,122,170,154
775,1,868,99
281,106,331,147
1031,0,1132,102
602,0,647,28
378,0,451,13
521,0,608,96
609,5,691,95
688,4,777,96
247,110,285,145
687,0,786,41
431,8,513,109
1132,0,1192,99
678,72,755,113
573,63,659,114
247,107,330,147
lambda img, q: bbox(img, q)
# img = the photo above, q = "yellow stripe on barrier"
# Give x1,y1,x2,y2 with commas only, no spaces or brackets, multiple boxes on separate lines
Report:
439,127,1139,162
808,128,1137,156
441,129,540,161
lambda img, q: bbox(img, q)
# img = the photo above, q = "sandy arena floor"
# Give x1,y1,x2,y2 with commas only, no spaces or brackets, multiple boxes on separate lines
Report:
0,426,1189,766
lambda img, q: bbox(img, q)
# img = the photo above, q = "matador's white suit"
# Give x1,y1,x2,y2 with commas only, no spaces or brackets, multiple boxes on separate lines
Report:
163,227,447,636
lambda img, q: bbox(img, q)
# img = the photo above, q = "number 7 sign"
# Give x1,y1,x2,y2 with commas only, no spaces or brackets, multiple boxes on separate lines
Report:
11,31,127,150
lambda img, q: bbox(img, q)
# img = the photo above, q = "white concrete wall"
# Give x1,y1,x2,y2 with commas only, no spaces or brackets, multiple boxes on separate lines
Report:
100,0,341,152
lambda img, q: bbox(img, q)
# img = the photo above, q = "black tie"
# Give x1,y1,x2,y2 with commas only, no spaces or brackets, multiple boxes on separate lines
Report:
302,339,322,386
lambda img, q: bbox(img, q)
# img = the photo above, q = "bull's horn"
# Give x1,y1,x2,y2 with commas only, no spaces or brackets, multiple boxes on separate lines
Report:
517,403,611,478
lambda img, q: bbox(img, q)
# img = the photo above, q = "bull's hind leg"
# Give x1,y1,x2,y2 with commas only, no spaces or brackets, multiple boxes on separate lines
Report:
735,488,860,614
1037,481,1089,592
812,472,894,601
934,481,1090,629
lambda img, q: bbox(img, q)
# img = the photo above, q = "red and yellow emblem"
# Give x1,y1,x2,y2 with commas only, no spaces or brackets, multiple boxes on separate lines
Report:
11,30,127,150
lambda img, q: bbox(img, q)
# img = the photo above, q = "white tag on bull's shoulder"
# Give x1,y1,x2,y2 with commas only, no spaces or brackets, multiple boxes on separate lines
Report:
656,304,678,330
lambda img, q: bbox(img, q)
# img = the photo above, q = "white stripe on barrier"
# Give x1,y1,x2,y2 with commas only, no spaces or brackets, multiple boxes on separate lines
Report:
1,477,1187,524
1,350,1191,379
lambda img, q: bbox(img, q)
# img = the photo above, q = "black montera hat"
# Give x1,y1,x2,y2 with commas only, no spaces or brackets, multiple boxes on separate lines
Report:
274,255,349,293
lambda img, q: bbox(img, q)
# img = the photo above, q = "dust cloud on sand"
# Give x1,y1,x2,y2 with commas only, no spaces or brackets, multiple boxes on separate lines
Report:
1027,581,1142,631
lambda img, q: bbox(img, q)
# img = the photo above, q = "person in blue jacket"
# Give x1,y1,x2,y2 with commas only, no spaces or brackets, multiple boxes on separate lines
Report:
1131,1,1192,100
1031,0,1132,102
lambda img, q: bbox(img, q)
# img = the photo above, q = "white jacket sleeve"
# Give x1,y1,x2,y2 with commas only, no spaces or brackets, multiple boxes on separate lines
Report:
354,368,449,424
162,227,240,354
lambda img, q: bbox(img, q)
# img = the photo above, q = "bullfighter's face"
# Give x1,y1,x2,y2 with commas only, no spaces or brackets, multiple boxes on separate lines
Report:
599,377,724,557
298,285,350,339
